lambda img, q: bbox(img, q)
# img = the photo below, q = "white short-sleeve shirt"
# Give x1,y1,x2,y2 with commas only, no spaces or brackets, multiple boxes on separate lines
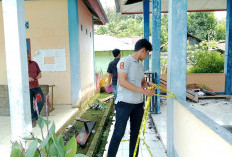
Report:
115,55,144,104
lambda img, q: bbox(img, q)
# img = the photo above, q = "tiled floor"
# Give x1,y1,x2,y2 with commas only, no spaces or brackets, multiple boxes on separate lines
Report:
104,116,167,157
0,105,79,157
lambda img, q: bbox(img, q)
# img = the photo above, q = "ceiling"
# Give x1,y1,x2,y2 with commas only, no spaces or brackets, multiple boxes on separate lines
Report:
115,0,227,14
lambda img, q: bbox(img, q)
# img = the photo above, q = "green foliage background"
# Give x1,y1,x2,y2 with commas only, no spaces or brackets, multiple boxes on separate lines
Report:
95,7,226,74
187,41,224,73
95,8,226,43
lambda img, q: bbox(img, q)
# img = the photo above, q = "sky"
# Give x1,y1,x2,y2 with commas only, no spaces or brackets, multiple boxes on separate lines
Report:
99,0,115,8
99,0,226,20
214,11,226,20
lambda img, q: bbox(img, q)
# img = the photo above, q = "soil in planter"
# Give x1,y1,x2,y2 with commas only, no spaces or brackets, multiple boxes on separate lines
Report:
61,93,112,155
93,110,114,157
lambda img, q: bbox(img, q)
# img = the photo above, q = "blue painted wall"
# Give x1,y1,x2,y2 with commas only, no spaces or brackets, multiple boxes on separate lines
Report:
68,0,81,104
143,0,150,71
225,0,232,95
152,0,161,114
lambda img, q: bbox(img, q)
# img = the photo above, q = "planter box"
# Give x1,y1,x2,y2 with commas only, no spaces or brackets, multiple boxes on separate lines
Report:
0,85,51,116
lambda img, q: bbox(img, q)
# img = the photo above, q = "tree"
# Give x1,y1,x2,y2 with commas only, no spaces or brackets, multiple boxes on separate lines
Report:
187,12,217,41
160,14,168,44
95,7,169,44
95,7,143,37
96,8,225,44
216,19,226,41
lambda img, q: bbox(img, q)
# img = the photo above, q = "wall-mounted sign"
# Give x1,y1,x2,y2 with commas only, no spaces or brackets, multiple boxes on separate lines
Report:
33,49,66,71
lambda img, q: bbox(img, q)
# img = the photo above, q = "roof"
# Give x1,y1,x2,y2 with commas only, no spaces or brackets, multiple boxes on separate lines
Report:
95,33,201,52
213,42,226,53
94,35,134,51
82,0,108,25
115,0,227,14
187,33,203,42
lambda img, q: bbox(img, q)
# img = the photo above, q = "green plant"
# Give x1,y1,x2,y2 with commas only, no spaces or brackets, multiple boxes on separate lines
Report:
10,116,88,157
187,41,224,73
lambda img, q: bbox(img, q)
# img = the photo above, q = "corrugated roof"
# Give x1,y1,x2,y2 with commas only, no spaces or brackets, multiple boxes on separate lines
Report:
94,35,134,51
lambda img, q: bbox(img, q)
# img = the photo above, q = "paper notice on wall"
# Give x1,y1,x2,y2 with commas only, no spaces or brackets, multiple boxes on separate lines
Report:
33,49,66,71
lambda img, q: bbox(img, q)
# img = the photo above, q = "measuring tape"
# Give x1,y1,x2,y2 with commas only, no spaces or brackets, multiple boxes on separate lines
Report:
153,83,176,98
106,84,176,157
133,84,176,157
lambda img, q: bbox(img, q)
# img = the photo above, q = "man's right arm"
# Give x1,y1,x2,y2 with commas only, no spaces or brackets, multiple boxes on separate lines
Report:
107,62,113,85
108,73,112,85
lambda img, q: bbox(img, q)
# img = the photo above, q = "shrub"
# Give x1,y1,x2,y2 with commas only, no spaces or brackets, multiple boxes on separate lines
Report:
187,41,224,73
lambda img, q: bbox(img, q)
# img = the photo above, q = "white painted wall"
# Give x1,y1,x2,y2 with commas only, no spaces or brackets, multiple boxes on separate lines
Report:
78,0,95,98
174,100,232,157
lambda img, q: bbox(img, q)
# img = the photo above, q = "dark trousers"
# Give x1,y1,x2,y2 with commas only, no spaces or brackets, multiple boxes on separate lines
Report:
107,101,144,157
30,87,45,121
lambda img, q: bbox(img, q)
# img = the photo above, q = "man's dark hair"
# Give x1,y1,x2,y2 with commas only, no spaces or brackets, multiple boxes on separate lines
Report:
134,39,153,52
112,49,120,57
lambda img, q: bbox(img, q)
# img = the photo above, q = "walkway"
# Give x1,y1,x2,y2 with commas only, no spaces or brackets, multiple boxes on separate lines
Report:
104,116,167,157
0,105,79,157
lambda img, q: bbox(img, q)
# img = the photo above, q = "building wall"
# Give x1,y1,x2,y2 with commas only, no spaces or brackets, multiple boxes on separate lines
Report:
78,0,95,102
161,73,226,92
0,4,6,85
174,99,232,157
0,0,72,104
95,50,133,74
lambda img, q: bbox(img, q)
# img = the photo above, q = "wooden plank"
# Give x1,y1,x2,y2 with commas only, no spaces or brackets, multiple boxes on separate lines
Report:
199,95,232,99
186,90,199,103
98,95,114,103
161,79,199,102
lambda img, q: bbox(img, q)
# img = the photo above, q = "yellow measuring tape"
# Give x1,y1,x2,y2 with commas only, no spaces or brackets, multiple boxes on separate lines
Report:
106,84,176,157
153,84,176,98
133,84,176,157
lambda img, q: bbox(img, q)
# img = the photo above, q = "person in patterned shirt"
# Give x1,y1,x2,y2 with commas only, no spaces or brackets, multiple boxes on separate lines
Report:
27,52,44,127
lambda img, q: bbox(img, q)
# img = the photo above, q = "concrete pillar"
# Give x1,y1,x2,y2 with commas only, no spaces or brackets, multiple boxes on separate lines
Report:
143,0,150,71
2,0,32,141
152,0,161,114
225,0,232,95
167,0,187,156
68,0,82,106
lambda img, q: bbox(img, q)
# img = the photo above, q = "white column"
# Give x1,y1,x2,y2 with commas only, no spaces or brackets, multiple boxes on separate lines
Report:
2,0,32,141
